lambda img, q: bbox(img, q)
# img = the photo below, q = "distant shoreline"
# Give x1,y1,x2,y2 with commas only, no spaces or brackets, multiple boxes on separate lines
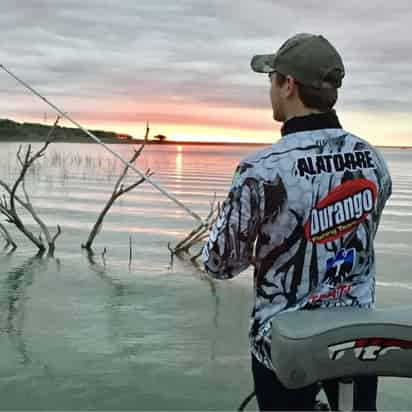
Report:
0,135,266,146
0,137,412,150
0,118,410,149
0,136,411,150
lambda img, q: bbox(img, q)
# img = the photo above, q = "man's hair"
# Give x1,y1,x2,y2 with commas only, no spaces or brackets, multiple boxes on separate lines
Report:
276,72,338,111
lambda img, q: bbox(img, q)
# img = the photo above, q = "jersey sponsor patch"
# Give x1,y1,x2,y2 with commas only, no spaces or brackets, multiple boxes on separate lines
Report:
295,150,376,177
308,283,352,305
305,179,378,243
325,247,356,282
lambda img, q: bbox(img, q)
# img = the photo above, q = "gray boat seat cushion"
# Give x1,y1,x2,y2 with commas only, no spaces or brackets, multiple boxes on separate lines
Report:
271,307,412,389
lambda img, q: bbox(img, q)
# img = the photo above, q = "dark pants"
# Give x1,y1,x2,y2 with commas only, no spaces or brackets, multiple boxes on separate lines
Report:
252,355,378,411
353,375,378,411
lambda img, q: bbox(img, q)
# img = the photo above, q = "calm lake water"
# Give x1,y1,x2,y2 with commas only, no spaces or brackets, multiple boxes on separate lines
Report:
0,142,412,410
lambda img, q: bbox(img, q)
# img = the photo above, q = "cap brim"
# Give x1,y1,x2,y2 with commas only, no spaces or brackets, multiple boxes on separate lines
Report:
251,54,276,73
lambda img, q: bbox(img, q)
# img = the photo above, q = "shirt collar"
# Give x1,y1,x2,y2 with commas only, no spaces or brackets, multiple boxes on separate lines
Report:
281,110,342,137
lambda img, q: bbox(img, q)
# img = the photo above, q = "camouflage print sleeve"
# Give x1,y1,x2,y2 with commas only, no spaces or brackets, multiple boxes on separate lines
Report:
201,162,262,279
373,147,393,216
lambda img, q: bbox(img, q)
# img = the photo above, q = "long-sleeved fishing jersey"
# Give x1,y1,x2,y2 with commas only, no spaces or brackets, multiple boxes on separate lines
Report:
202,111,392,370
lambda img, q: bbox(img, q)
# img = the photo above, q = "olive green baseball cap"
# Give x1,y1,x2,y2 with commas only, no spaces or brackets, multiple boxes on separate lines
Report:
251,33,345,88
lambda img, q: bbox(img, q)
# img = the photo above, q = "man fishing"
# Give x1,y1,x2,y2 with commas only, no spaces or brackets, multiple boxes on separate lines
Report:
202,33,392,411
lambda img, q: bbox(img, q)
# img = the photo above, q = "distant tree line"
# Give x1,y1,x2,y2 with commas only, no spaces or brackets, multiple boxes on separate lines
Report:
0,118,123,143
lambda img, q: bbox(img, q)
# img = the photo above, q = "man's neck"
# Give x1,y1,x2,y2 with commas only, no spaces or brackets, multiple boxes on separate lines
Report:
281,110,342,137
284,107,322,122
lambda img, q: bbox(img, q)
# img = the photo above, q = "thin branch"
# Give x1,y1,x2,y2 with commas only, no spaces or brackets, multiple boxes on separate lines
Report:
82,124,151,251
51,225,62,244
168,195,219,267
111,123,150,197
167,242,174,268
128,236,132,270
48,225,61,257
118,169,154,196
0,117,61,253
21,179,52,245
0,223,17,250
101,247,107,267
0,181,29,210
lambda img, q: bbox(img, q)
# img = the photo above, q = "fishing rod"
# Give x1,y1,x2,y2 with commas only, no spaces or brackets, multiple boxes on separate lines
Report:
0,64,205,225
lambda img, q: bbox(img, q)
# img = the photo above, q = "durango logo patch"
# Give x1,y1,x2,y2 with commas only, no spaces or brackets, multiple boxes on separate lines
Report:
305,179,378,243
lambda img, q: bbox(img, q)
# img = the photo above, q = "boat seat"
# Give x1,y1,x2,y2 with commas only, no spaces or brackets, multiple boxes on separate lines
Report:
271,307,412,389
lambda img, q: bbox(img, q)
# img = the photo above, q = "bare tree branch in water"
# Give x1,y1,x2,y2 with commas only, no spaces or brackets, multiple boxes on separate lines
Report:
82,124,152,252
0,222,17,251
85,248,107,274
0,117,62,255
168,195,220,267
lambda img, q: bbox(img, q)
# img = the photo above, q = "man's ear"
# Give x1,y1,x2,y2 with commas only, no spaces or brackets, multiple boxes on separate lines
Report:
283,75,298,98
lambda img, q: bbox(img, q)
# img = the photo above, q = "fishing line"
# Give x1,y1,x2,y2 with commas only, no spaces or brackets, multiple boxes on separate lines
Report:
0,64,205,225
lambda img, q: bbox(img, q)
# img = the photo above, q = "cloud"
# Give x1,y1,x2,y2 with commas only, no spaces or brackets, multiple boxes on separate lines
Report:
0,0,411,141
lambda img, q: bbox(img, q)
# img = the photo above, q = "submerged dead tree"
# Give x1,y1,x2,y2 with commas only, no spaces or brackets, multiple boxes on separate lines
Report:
168,195,220,268
82,124,152,252
0,222,17,251
0,117,62,255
